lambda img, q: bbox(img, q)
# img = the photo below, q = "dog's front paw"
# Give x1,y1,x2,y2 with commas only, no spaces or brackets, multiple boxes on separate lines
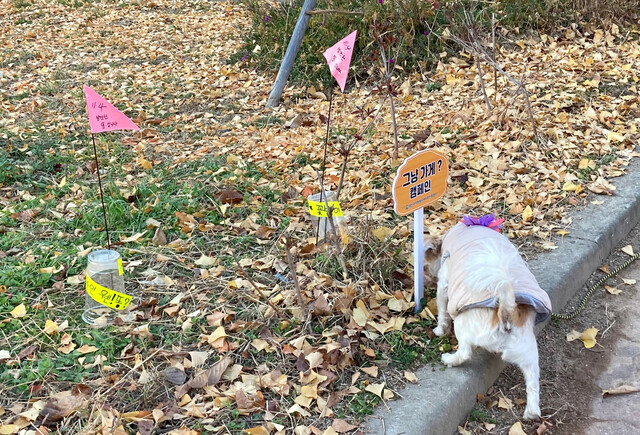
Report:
433,325,449,337
441,352,457,367
522,405,540,421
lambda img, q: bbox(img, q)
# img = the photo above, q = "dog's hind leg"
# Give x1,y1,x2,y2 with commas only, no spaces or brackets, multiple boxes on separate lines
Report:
441,339,472,367
503,331,541,420
433,261,452,337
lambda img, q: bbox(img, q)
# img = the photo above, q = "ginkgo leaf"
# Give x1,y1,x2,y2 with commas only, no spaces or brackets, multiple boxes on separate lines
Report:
245,426,270,435
352,307,368,327
361,366,379,377
566,330,582,342
621,245,634,256
364,382,385,398
188,351,209,368
605,285,622,295
522,205,533,222
562,181,581,192
10,303,27,318
77,345,98,354
44,319,59,335
621,278,636,285
121,231,147,243
579,328,598,348
194,255,216,267
508,421,527,435
498,396,513,410
332,419,358,433
404,371,418,383
372,226,394,241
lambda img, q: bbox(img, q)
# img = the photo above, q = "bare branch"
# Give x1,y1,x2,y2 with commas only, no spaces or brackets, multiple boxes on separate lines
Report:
305,9,363,16
233,254,290,321
284,237,308,319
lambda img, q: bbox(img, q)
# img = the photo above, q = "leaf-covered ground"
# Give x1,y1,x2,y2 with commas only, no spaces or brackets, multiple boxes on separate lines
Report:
1,0,639,434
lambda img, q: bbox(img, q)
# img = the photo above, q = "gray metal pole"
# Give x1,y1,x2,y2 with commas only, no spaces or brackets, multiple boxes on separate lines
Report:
266,0,317,108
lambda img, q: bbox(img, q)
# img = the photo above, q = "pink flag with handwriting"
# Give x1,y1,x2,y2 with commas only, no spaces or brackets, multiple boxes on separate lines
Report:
83,85,139,134
323,30,357,92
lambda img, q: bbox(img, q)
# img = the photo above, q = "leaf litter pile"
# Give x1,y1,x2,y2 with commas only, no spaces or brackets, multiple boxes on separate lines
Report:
1,0,640,434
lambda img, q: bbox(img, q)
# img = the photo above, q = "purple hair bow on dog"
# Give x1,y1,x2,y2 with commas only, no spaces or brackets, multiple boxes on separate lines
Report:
461,214,504,232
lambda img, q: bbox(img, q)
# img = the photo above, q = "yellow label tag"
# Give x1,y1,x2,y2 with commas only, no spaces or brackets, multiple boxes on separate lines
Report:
86,275,132,311
117,258,123,276
308,200,343,218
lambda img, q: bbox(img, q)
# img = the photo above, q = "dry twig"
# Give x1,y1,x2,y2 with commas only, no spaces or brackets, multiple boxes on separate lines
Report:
232,254,289,321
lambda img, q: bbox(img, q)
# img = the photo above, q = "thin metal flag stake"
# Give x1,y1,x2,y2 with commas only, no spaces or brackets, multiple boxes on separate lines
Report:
91,133,111,250
316,81,334,245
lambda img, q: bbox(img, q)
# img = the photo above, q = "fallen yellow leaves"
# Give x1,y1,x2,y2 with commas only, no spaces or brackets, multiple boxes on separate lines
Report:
605,285,622,295
57,333,76,354
621,245,635,256
508,421,528,435
44,319,59,335
562,181,583,193
566,327,598,348
76,345,99,354
10,303,26,318
403,370,418,383
522,205,534,222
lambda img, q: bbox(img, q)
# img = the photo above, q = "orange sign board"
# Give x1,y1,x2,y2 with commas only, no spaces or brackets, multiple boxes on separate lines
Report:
392,150,448,216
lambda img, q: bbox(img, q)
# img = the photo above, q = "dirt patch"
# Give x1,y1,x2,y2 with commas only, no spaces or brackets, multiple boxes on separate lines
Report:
458,226,640,434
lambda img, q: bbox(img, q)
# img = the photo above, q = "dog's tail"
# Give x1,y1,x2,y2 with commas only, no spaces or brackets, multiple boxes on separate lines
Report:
466,240,518,332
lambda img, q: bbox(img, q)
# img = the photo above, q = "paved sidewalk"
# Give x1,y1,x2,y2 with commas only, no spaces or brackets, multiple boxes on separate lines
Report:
572,227,640,435
364,157,640,435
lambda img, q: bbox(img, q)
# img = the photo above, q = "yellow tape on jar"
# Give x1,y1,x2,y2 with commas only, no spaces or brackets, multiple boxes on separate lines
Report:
86,275,132,310
308,200,343,218
117,258,124,275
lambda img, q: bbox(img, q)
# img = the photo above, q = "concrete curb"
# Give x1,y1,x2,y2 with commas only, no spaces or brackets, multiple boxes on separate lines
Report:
364,158,640,435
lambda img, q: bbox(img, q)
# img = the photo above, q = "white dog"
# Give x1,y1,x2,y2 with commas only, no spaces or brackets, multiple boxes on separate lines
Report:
425,218,552,420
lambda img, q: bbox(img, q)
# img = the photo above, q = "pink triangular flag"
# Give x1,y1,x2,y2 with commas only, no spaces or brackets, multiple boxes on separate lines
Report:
83,85,140,134
323,30,357,93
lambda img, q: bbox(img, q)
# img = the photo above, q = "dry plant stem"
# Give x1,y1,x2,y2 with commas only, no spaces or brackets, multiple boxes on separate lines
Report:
388,93,399,159
320,82,334,187
443,20,540,144
336,150,350,201
335,101,384,199
284,237,308,319
376,36,402,159
475,54,492,111
325,208,348,279
232,255,289,321
316,84,334,244
315,169,348,277
492,12,498,102
97,349,161,399
305,9,363,16
314,169,341,246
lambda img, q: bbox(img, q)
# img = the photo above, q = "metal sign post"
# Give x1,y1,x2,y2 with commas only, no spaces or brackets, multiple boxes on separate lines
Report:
392,150,449,311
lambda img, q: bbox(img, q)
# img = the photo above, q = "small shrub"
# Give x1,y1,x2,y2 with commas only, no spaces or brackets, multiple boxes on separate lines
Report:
237,0,640,87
